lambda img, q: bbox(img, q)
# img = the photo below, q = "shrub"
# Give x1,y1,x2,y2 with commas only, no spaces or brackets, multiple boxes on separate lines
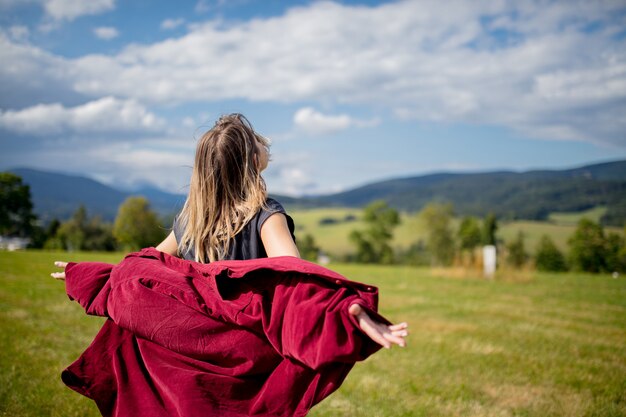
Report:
535,235,568,272
506,231,529,268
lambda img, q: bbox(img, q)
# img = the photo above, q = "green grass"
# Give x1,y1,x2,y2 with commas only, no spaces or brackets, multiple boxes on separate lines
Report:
1,251,626,416
291,208,439,258
0,250,123,417
497,220,578,254
548,206,608,226
290,207,624,258
291,208,365,256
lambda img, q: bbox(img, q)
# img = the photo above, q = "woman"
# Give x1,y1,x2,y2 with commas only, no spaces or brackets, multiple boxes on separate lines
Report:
156,113,300,265
54,113,408,349
51,114,408,416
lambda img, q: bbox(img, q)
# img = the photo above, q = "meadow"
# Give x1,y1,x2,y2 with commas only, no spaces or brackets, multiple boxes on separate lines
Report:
289,206,622,260
1,250,625,416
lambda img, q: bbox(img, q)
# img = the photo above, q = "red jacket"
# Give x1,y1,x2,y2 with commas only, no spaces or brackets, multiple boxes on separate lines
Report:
62,248,390,417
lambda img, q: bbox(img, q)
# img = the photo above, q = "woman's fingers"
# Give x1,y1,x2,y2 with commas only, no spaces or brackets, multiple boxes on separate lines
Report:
389,322,408,331
348,303,362,316
380,324,407,347
51,261,68,281
51,272,66,281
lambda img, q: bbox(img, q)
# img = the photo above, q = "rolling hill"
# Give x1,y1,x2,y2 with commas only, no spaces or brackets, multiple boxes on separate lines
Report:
314,160,626,225
6,159,626,226
8,168,186,223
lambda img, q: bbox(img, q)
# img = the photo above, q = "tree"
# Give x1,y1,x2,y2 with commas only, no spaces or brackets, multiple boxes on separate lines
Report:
298,234,320,262
51,206,115,251
113,196,166,251
42,219,64,250
481,212,498,246
83,216,117,251
458,216,482,251
29,218,61,249
506,231,529,268
604,232,626,273
418,202,455,266
567,218,607,273
0,172,36,237
534,235,568,272
349,200,400,264
457,216,482,263
398,239,430,266
56,205,88,251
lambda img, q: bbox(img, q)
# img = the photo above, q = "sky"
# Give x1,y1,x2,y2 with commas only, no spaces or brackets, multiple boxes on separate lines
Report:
0,0,625,197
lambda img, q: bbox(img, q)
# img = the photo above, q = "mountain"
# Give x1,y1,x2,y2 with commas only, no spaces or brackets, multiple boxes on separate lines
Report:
315,160,626,225
6,159,626,226
7,168,297,224
8,168,186,223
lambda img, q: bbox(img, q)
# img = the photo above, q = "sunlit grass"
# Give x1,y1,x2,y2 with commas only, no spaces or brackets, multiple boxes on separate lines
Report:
290,207,624,259
310,263,626,417
548,206,607,226
1,251,625,417
0,250,123,417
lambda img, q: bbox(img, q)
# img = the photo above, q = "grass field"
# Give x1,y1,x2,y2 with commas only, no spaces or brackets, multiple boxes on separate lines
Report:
1,250,625,417
289,206,624,260
548,207,608,226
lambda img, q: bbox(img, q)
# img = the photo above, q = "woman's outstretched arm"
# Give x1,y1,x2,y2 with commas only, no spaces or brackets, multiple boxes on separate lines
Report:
261,212,409,349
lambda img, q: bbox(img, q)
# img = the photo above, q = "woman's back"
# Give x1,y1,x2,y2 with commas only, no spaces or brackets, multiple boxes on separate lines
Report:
173,197,296,262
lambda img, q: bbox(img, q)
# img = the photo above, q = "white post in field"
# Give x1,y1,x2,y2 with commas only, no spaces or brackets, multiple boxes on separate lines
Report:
483,245,496,278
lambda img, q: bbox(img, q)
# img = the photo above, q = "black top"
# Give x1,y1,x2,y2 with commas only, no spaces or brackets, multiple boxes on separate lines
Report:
173,198,296,262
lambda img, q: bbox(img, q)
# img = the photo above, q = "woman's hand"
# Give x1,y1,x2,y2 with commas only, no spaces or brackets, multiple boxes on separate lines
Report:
349,303,408,349
51,261,68,281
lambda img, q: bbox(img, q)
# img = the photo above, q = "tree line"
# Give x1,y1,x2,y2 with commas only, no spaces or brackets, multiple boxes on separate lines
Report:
3,172,625,273
1,172,166,251
297,200,626,274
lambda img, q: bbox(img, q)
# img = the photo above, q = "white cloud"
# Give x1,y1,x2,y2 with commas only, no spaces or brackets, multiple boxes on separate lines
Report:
1,0,625,148
274,167,316,196
111,149,190,176
43,0,115,21
7,25,29,42
195,0,231,14
0,96,165,136
161,18,185,30
3,139,194,193
194,0,211,13
181,116,194,126
0,0,36,9
0,32,82,107
293,108,351,135
293,107,379,136
93,26,118,40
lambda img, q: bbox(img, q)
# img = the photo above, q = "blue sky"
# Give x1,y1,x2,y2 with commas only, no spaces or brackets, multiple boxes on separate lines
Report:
0,0,625,196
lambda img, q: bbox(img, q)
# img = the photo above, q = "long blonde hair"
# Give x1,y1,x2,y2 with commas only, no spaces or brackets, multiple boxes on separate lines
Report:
178,114,270,263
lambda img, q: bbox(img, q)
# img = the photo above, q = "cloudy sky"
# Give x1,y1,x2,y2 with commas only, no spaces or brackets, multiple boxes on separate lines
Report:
0,0,625,196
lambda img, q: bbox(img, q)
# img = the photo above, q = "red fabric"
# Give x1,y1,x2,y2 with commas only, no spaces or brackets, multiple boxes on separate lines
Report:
61,248,390,417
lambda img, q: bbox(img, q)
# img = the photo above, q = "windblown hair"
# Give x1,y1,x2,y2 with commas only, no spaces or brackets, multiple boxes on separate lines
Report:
178,114,270,263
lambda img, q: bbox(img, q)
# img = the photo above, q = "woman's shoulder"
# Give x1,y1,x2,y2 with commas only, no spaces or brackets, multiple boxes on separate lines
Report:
256,197,295,237
257,198,287,225
264,197,287,213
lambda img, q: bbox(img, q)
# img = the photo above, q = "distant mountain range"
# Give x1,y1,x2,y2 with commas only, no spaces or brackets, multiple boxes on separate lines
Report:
313,160,626,225
7,159,626,226
8,168,187,224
